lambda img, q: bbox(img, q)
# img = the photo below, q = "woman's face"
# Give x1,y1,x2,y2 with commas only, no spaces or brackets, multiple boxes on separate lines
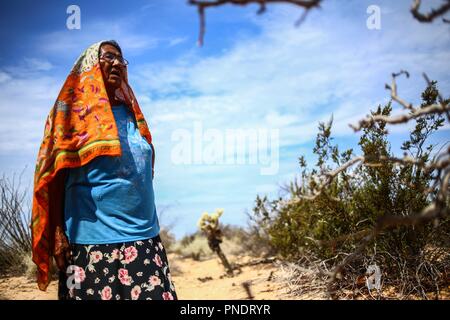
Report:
99,44,125,91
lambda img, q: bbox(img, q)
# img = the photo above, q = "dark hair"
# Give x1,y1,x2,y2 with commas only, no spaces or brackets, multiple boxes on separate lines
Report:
100,40,122,55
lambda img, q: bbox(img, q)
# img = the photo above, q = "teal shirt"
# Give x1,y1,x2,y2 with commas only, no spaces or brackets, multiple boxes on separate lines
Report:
64,104,160,244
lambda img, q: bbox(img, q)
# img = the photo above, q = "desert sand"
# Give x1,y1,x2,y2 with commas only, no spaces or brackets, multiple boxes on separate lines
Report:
0,254,296,300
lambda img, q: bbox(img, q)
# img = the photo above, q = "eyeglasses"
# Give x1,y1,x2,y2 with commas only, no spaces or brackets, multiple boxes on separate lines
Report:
100,52,129,66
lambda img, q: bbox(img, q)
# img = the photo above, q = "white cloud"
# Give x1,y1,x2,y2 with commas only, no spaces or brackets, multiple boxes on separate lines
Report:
265,111,299,127
0,71,12,83
0,71,60,155
127,2,450,236
168,37,189,47
2,58,54,77
134,1,450,153
23,58,53,71
38,20,160,55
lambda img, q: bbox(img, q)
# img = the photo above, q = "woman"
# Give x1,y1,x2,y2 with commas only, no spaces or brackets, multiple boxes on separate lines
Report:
31,40,177,300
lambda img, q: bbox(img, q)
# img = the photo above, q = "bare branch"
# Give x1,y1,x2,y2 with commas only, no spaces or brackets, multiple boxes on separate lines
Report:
294,7,311,26
350,71,450,131
411,0,450,23
290,156,364,202
189,0,322,46
350,102,449,132
286,148,449,205
197,5,206,47
385,70,414,111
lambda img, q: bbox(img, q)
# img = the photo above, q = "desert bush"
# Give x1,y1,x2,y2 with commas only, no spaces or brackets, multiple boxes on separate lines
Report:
221,224,267,257
244,197,282,258
171,233,211,260
178,231,200,247
159,227,177,253
172,229,250,261
250,81,449,298
0,173,32,276
0,172,61,280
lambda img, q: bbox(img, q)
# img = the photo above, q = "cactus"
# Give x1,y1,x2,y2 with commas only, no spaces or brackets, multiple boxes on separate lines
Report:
197,209,233,276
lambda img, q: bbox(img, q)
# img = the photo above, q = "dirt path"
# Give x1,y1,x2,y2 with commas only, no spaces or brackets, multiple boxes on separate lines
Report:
169,254,295,300
0,254,296,300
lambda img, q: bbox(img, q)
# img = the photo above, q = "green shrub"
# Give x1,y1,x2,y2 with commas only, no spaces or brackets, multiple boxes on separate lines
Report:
250,81,449,296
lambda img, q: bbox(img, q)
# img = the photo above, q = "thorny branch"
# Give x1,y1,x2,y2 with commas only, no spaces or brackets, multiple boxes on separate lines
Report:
189,0,322,46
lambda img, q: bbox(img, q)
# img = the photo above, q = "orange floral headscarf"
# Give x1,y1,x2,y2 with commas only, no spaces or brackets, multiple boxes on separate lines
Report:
31,40,154,291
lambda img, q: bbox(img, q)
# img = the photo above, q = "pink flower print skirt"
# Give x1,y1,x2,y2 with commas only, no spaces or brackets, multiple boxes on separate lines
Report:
58,235,177,300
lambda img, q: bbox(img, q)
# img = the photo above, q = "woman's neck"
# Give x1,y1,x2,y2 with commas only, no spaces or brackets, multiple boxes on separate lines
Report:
110,98,122,106
107,91,122,106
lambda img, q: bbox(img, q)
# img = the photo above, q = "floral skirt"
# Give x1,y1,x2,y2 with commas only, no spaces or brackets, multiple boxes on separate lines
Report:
58,235,177,300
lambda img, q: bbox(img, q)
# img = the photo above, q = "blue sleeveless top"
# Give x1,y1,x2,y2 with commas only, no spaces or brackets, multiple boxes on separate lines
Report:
63,104,160,244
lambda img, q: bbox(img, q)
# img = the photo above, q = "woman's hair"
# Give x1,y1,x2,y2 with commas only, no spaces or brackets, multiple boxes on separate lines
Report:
100,40,123,55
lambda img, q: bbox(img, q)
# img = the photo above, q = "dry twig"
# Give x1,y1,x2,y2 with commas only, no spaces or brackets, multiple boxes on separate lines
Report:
189,0,322,46
411,0,450,23
350,72,450,131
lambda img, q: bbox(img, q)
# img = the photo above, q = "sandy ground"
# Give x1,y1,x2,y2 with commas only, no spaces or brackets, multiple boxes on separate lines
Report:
1,253,448,300
0,254,295,300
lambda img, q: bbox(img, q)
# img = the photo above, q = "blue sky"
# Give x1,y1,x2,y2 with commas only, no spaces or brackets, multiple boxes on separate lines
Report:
0,0,449,238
